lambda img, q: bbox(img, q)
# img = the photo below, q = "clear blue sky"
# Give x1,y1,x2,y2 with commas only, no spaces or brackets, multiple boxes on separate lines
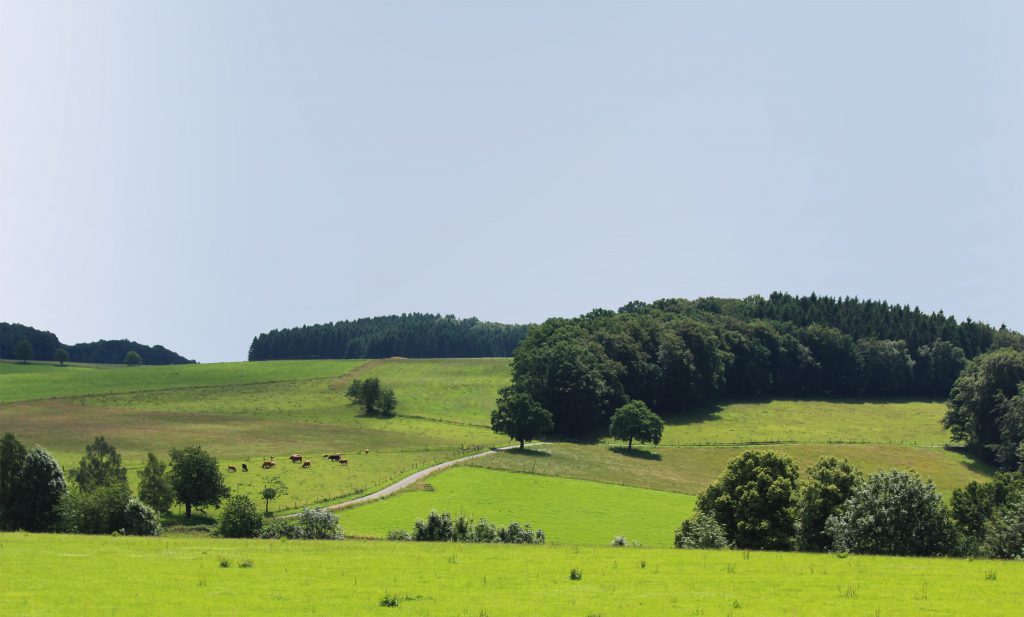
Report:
2,1,1021,363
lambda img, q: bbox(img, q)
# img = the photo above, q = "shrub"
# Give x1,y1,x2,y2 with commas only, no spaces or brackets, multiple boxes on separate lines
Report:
122,497,161,536
826,469,957,556
0,433,27,530
413,510,454,541
675,511,730,549
295,507,342,540
58,483,132,534
982,499,1024,559
238,558,254,568
569,568,583,581
951,472,1024,552
217,495,263,538
379,593,399,607
696,450,800,550
798,456,861,551
611,535,628,546
259,518,302,539
497,521,544,544
406,511,543,543
387,529,412,541
471,518,498,543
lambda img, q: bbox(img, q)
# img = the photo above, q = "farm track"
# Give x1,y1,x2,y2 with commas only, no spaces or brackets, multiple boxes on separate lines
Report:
293,443,544,515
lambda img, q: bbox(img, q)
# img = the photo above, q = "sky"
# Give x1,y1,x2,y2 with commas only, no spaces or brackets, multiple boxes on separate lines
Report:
1,1,1022,363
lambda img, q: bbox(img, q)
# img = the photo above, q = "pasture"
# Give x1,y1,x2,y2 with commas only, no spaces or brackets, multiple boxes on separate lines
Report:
339,466,696,546
1,532,1021,616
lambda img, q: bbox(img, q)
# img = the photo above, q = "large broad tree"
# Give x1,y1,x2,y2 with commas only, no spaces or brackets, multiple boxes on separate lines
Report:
70,436,128,492
696,450,800,550
797,456,861,551
0,433,28,529
608,400,664,450
125,350,142,367
345,378,398,416
10,447,67,531
168,445,230,518
944,348,1024,466
54,348,69,367
490,388,553,449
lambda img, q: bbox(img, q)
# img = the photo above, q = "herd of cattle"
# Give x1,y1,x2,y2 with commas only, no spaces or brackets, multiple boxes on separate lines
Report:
225,448,372,472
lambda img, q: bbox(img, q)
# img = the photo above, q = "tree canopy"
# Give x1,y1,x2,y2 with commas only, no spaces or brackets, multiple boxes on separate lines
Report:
490,387,554,449
168,445,230,518
944,348,1024,468
70,436,128,492
608,401,664,449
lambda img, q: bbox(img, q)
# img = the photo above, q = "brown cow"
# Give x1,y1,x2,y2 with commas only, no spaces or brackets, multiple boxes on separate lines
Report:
302,461,311,469
227,465,237,473
262,460,276,469
325,454,342,462
289,454,303,463
338,458,348,466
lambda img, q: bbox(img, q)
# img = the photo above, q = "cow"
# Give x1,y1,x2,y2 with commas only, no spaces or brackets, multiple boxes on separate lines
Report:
289,454,303,463
241,463,249,472
302,461,311,469
262,460,276,469
325,453,342,462
227,465,237,473
364,448,370,455
338,458,348,466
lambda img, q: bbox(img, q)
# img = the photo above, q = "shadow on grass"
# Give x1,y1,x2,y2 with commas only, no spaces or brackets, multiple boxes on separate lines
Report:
503,448,551,457
944,445,997,477
609,446,662,461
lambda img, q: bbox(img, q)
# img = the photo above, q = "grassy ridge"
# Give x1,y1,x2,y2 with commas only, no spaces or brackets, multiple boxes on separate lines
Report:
2,533,1021,616
0,359,367,403
339,466,696,546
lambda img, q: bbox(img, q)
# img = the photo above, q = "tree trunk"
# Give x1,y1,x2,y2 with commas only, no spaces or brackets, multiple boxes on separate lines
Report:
519,439,525,449
628,437,633,450
185,502,192,518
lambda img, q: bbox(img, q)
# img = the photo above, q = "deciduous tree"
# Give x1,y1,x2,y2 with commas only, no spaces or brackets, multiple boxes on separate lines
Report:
608,400,664,450
490,388,553,449
168,445,230,518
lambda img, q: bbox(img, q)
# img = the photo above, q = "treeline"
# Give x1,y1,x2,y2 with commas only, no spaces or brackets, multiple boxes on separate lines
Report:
510,294,1024,438
0,323,195,365
248,314,529,360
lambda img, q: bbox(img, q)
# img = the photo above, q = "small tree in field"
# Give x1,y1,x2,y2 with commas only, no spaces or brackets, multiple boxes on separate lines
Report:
798,456,861,551
345,378,398,416
14,339,32,363
54,348,69,367
490,387,553,449
168,445,230,518
70,436,128,492
138,453,174,514
608,401,664,450
125,350,142,367
261,476,288,515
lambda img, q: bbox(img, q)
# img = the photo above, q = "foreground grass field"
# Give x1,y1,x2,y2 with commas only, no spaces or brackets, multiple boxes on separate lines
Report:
1,533,1021,616
339,466,696,546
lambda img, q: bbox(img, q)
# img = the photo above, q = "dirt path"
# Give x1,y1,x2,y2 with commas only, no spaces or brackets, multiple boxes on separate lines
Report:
292,443,543,515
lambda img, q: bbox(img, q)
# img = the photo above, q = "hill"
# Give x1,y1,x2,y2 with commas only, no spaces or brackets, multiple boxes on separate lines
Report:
0,322,194,365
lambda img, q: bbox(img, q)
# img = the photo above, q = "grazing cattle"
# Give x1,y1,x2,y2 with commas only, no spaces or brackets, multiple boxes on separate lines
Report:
338,458,348,466
302,461,311,468
262,460,276,469
227,466,237,473
241,463,248,472
325,454,342,462
364,448,369,455
289,454,303,463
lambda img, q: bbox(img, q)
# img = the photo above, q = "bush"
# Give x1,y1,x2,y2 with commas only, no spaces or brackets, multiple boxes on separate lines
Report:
295,507,343,540
387,529,412,541
569,568,583,581
259,518,302,539
982,499,1024,559
413,510,454,541
674,511,730,549
826,469,957,556
122,498,161,536
471,518,498,543
58,483,133,534
407,511,544,543
951,472,1024,551
497,521,544,544
611,535,628,546
696,450,800,550
217,495,263,538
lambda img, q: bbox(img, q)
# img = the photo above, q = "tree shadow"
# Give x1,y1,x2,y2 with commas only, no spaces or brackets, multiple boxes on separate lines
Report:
609,446,662,461
502,448,551,457
944,445,997,477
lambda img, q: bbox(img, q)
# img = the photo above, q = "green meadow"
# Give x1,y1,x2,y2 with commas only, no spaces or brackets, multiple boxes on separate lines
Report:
339,465,696,546
1,532,1021,617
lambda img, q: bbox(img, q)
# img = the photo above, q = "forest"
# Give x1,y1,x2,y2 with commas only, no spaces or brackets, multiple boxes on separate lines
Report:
0,323,195,365
247,314,529,360
508,293,1024,440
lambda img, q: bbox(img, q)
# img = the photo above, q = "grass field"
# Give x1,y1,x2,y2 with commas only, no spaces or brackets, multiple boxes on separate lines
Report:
471,442,991,495
1,532,1021,616
339,466,696,546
